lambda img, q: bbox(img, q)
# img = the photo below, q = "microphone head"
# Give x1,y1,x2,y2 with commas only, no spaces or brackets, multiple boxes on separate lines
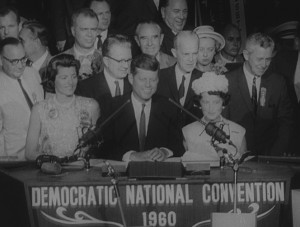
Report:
40,162,62,175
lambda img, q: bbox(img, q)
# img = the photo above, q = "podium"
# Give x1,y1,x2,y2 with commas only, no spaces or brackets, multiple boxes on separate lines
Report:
0,161,294,227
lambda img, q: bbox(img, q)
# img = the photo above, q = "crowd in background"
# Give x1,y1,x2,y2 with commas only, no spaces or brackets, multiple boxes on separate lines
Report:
0,0,299,162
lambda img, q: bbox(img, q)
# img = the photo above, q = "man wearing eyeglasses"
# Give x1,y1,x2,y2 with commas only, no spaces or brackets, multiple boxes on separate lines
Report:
76,34,132,108
0,37,44,161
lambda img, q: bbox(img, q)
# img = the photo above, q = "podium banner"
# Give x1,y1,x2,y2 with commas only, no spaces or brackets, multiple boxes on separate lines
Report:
30,181,285,227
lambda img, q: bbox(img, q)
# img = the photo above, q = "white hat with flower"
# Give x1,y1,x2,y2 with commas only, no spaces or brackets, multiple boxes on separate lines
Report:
192,72,228,95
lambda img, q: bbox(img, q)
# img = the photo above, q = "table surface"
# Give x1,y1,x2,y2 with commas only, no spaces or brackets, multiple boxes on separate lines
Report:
0,159,295,186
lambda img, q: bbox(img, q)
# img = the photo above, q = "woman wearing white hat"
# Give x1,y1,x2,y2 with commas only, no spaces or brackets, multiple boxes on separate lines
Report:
182,72,246,163
193,25,227,74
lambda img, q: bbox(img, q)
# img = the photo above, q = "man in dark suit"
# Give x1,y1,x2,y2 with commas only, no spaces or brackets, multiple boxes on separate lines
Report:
99,54,185,161
270,23,300,155
75,34,132,104
88,0,115,50
157,30,202,127
224,33,294,156
18,21,52,83
159,0,188,56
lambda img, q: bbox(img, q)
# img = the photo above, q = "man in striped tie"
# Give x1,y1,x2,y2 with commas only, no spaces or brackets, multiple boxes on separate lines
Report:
224,33,294,156
98,54,185,161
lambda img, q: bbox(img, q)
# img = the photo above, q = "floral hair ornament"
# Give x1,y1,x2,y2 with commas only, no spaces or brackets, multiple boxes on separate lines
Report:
192,72,229,95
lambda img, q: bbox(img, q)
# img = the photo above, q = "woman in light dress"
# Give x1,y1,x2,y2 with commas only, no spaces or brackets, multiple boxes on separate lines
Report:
25,54,100,160
182,72,246,163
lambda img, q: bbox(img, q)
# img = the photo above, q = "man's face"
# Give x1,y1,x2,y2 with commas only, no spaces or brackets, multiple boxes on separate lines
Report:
90,1,111,32
72,14,98,49
172,34,198,73
18,28,37,57
135,24,163,57
222,27,241,58
243,46,273,76
197,37,216,66
129,68,159,103
1,44,26,79
0,11,19,40
104,43,132,79
161,0,188,33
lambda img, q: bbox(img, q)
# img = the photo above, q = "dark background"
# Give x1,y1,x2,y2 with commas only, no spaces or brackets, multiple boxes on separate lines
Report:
1,0,299,51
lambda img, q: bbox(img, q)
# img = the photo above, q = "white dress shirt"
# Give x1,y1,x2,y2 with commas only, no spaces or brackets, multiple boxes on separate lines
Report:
294,51,300,101
104,68,124,97
32,50,49,72
243,64,261,101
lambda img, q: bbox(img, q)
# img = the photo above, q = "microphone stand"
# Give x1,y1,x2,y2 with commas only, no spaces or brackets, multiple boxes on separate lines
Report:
105,161,127,227
232,161,239,213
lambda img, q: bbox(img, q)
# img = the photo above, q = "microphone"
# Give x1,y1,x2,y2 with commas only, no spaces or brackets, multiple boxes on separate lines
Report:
104,160,117,178
168,98,235,146
76,99,131,149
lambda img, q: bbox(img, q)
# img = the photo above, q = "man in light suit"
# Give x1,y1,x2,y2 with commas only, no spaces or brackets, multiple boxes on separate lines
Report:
63,8,103,81
75,34,132,108
224,33,294,156
135,20,176,69
19,21,52,84
157,30,202,127
99,54,184,161
0,37,44,161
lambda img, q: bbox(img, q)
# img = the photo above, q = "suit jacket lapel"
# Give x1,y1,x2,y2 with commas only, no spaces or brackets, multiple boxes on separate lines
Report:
100,72,113,98
124,76,132,95
238,69,255,116
169,66,180,102
184,69,201,107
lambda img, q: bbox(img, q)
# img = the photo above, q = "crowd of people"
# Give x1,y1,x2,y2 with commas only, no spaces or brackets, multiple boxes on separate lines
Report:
0,0,299,163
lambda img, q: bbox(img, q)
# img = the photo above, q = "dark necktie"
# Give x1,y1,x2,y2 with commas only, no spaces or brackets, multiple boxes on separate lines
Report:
139,103,146,152
114,80,121,97
251,76,258,114
178,75,186,100
97,35,102,50
17,78,33,110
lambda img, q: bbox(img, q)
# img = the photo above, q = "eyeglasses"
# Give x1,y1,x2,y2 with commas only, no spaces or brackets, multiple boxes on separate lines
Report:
105,55,132,64
2,56,28,66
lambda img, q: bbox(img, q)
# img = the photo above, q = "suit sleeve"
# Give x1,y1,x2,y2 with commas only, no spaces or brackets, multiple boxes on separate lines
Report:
270,77,294,155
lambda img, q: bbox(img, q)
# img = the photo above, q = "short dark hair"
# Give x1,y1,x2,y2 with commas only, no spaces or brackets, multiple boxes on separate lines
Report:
87,0,111,8
71,8,98,27
196,91,230,107
21,20,49,47
0,37,21,54
102,34,131,57
130,53,159,76
0,6,20,24
45,54,80,93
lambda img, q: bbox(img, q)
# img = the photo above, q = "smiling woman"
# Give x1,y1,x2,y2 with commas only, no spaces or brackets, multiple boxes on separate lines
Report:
25,54,100,161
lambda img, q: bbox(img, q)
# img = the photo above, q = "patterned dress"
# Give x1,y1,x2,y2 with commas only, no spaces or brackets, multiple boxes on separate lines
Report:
37,95,95,157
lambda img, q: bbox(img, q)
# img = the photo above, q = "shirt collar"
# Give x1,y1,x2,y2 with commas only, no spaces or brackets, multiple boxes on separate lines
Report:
73,45,95,59
131,92,151,106
32,50,49,71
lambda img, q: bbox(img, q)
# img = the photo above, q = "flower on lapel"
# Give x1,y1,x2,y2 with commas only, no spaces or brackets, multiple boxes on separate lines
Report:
78,50,104,81
210,60,228,75
31,92,37,104
79,109,91,128
48,108,58,119
260,87,267,107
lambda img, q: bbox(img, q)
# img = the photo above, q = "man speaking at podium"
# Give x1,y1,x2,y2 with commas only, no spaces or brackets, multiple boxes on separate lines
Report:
98,53,185,161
